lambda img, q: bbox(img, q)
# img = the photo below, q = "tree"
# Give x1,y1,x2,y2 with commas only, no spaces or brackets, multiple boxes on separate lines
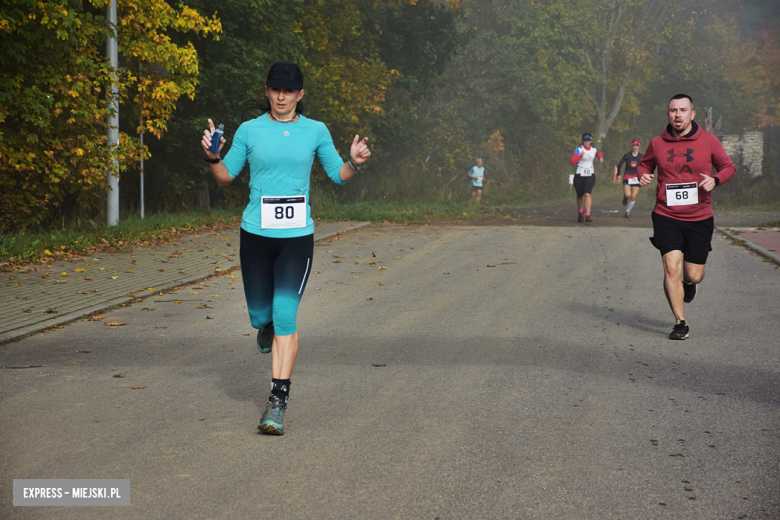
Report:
0,0,220,231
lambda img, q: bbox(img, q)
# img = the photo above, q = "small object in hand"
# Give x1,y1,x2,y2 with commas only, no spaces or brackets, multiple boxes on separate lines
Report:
210,123,224,155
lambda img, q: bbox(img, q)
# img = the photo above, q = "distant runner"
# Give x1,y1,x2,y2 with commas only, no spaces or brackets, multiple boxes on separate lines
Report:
614,139,644,218
468,158,485,203
638,94,735,340
570,134,603,222
201,61,371,434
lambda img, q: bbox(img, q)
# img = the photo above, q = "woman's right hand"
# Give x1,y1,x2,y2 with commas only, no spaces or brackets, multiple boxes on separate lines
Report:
201,118,225,159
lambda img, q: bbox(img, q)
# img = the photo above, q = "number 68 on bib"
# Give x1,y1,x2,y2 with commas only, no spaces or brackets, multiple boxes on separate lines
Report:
665,182,698,207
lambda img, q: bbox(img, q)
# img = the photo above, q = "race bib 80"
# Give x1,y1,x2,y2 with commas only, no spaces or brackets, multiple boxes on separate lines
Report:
665,183,698,207
261,196,307,229
627,177,640,186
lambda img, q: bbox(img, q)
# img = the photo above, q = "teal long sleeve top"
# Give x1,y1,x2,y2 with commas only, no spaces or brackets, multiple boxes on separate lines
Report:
222,114,346,238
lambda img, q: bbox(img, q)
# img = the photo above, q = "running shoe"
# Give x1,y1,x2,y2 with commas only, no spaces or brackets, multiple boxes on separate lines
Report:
622,196,628,206
669,320,689,340
258,396,286,435
257,322,274,354
585,215,593,223
683,281,697,303
578,213,584,223
625,212,630,219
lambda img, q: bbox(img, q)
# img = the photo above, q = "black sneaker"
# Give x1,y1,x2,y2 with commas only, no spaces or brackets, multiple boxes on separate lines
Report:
585,215,592,223
683,282,697,303
257,322,274,354
578,213,584,223
624,212,630,219
669,320,689,340
622,196,628,206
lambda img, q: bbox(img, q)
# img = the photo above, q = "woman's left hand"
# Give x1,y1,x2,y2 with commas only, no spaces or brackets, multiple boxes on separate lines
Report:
350,135,371,166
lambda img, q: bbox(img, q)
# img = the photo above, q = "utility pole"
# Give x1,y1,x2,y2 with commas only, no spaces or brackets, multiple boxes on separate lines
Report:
106,1,120,226
140,105,145,219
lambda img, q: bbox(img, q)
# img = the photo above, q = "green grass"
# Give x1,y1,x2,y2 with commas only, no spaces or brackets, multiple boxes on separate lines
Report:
0,208,243,264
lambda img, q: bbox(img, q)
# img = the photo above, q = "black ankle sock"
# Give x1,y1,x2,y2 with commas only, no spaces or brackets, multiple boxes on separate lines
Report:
270,378,291,403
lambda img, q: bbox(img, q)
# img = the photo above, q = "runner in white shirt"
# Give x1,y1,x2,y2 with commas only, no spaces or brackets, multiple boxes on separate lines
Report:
569,134,603,222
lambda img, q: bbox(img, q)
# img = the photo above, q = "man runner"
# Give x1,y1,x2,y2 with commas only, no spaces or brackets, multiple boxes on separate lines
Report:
638,94,735,339
468,158,485,203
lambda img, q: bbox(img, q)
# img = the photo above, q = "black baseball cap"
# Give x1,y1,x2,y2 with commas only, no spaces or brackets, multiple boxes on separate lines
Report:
266,62,303,90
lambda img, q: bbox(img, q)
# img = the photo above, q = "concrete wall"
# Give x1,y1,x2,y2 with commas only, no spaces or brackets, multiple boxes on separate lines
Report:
720,132,763,177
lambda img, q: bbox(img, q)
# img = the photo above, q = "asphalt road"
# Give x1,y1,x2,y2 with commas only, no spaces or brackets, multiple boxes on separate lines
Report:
1,219,779,519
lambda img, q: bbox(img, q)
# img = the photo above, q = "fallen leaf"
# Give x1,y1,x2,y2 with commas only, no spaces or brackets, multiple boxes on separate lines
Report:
367,297,373,300
60,272,68,276
157,268,165,272
173,300,182,304
132,260,138,265
113,373,125,378
125,270,135,273
108,276,118,280
197,305,212,309
105,320,127,327
76,350,91,353
206,316,214,319
211,295,221,297
372,364,386,367
142,308,155,311
396,257,402,259
372,251,377,257
443,272,451,275
52,324,64,329
487,265,496,268
90,315,106,321
23,308,33,313
73,268,86,273
98,267,106,271
83,276,92,280
130,386,145,390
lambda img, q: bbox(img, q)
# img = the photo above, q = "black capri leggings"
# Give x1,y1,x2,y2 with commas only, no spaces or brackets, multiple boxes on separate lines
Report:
239,228,313,336
573,174,596,198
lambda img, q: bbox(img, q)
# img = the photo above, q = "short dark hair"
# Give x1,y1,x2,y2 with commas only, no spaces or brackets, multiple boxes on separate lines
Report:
582,133,593,141
669,94,694,109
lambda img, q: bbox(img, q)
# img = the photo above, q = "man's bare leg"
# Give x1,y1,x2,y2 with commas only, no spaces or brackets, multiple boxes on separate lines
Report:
662,251,705,321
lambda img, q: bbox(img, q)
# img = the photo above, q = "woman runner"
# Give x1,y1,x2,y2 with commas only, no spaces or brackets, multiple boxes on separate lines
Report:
614,139,644,218
201,61,371,435
570,133,603,222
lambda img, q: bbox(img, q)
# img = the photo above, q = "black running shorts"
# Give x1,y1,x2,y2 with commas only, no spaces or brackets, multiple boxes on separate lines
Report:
573,175,596,198
650,211,714,265
471,185,483,192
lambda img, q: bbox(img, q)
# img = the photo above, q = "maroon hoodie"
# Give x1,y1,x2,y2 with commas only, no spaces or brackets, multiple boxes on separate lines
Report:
637,121,736,221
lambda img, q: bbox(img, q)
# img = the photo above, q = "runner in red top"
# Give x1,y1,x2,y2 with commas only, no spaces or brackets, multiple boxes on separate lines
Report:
637,94,736,339
613,140,643,218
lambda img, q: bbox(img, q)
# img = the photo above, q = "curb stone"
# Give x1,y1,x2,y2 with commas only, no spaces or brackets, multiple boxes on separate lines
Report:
716,226,780,267
0,221,370,343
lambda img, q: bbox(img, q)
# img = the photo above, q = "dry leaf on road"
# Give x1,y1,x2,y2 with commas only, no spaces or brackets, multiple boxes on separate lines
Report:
105,320,127,327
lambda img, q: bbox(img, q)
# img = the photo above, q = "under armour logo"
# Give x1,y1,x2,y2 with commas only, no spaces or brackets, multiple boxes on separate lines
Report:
667,148,694,163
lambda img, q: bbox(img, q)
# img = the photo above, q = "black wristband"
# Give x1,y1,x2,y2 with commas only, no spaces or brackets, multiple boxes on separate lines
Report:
713,176,720,186
204,156,221,164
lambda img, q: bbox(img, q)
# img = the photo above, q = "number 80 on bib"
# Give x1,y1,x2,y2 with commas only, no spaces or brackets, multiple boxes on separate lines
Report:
261,196,307,229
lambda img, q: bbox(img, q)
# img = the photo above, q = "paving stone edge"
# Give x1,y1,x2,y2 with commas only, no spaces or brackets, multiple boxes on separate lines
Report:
716,226,780,267
0,222,371,343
